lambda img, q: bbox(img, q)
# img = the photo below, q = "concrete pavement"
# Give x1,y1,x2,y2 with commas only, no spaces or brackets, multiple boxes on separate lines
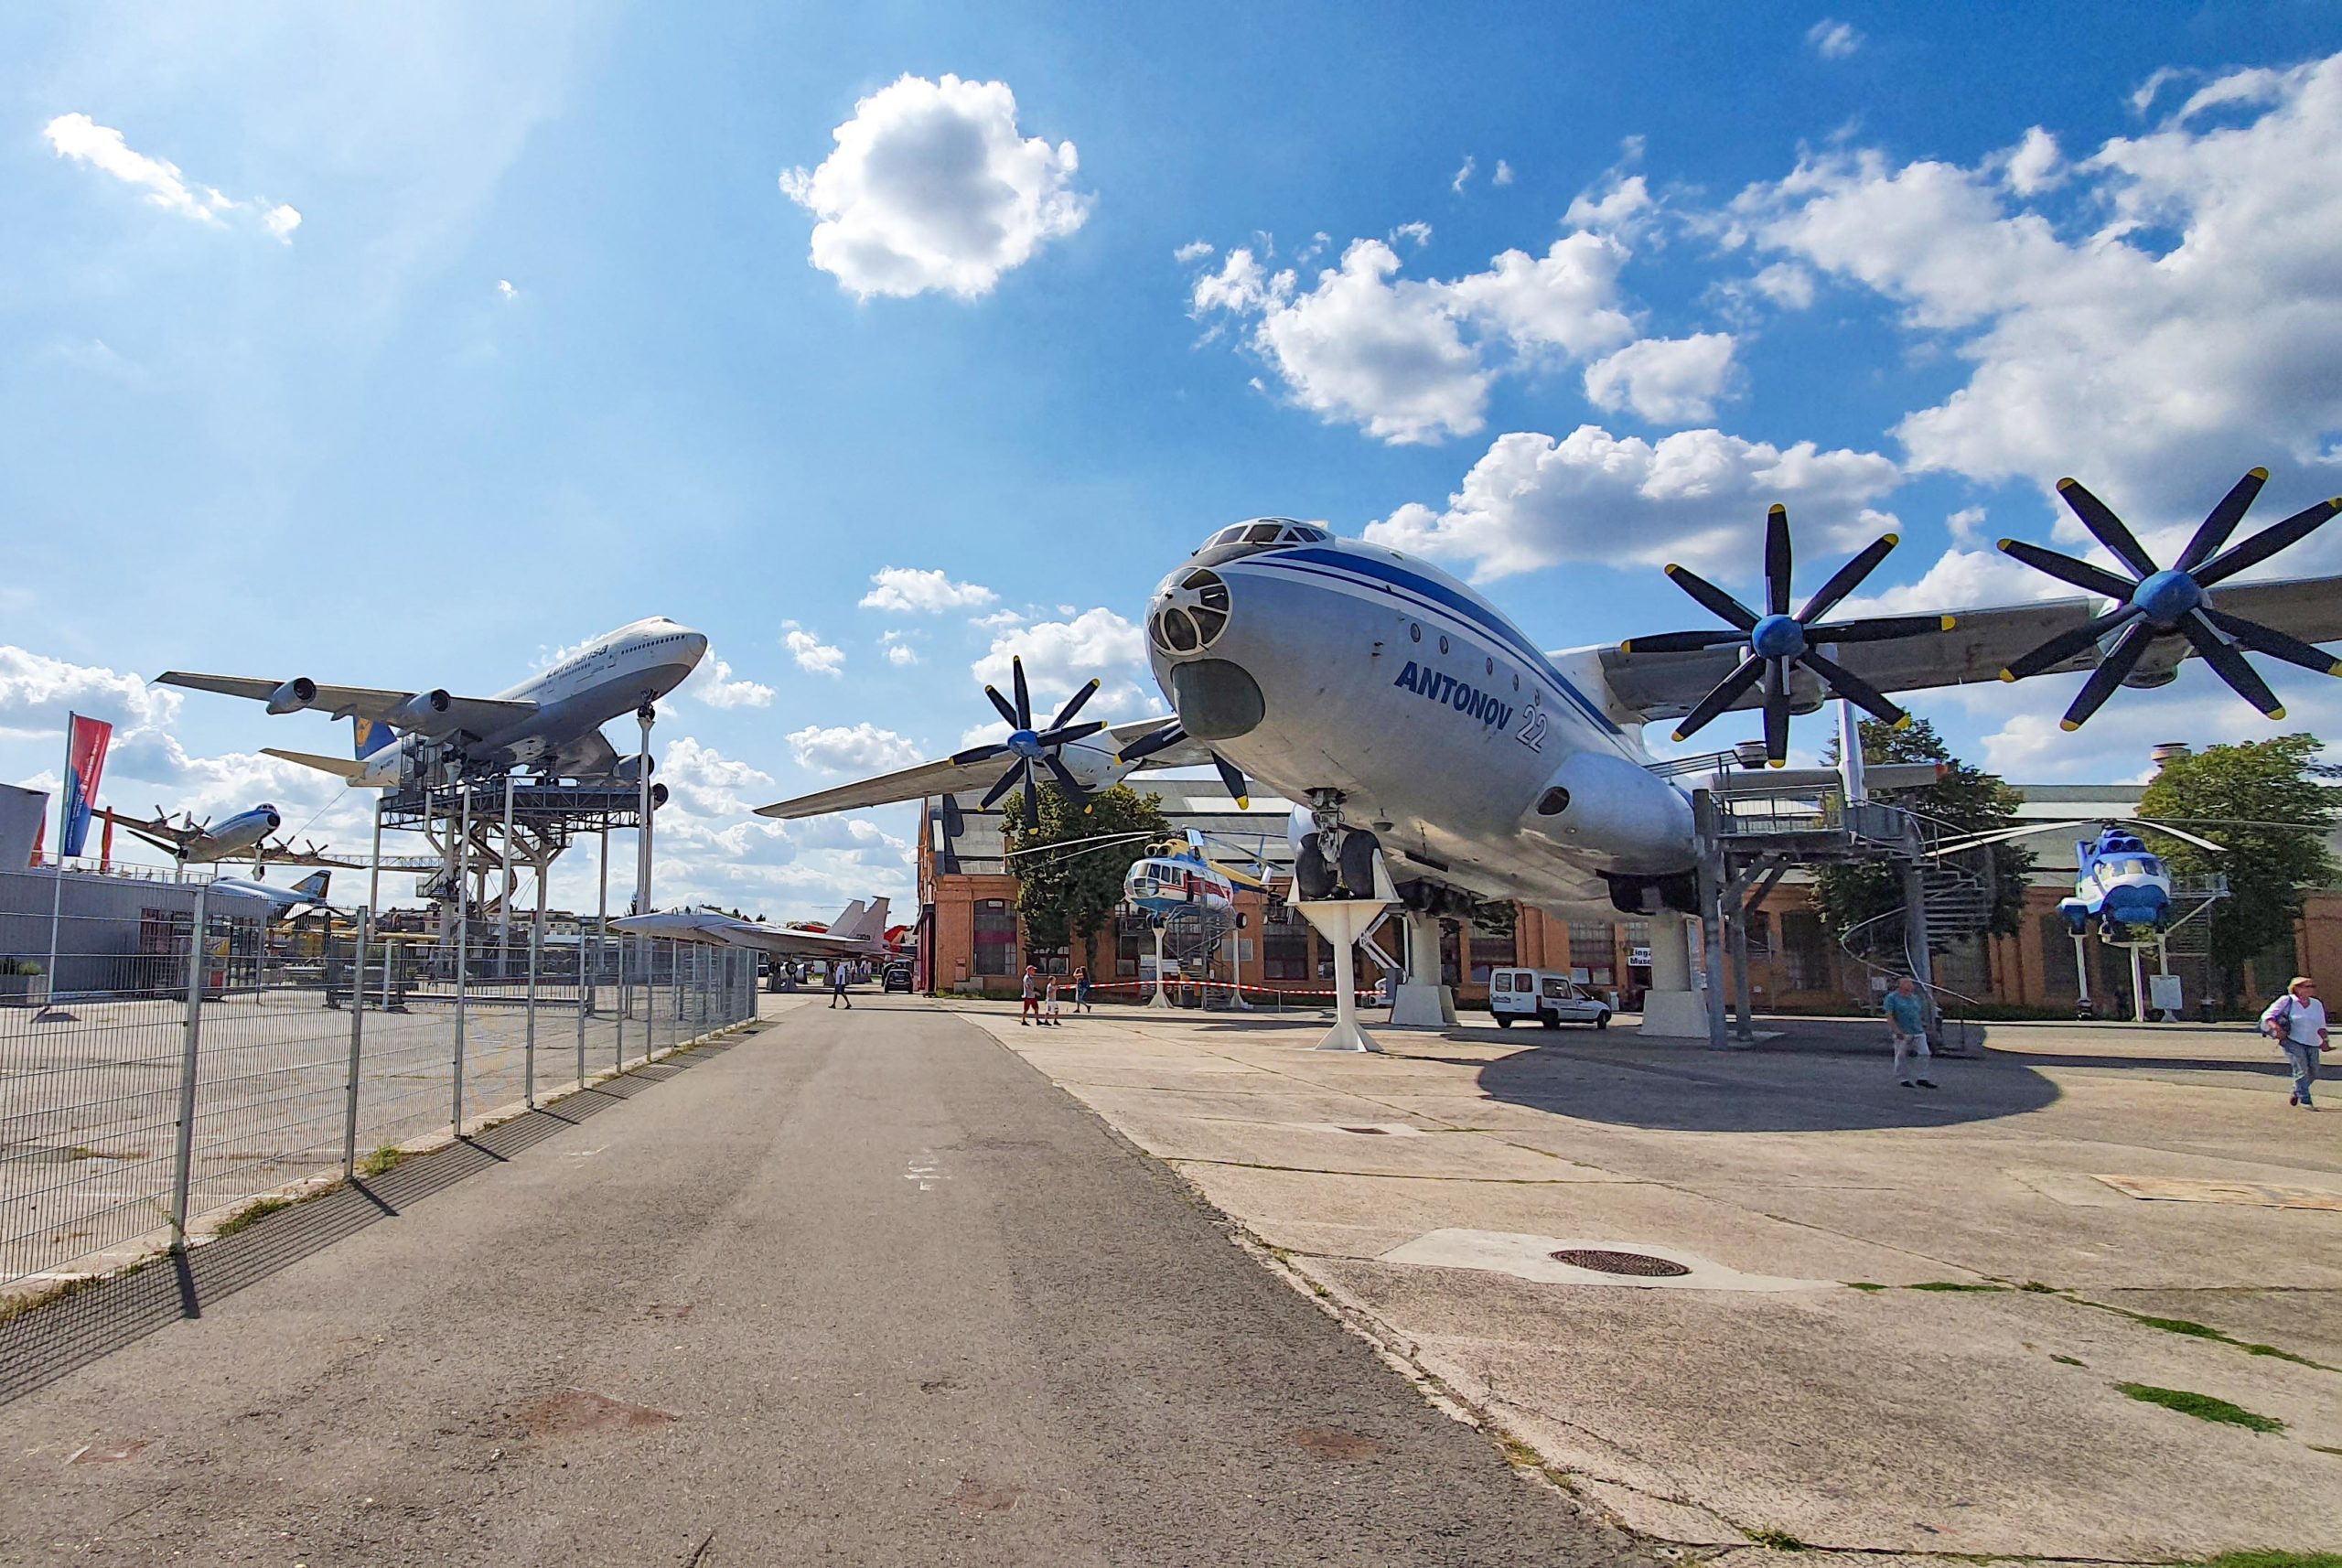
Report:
974,1002,2342,1561
0,996,1649,1567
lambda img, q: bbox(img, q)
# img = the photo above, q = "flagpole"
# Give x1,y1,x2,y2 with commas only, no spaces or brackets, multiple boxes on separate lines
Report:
40,713,72,1018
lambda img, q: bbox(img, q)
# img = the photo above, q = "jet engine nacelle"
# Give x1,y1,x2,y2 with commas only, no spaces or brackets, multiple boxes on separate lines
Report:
266,677,317,715
1530,752,1695,875
391,689,455,733
650,782,670,809
615,755,656,783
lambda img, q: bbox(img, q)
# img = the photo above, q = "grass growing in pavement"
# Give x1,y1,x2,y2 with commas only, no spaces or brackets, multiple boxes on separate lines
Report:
1906,1281,2004,1292
2192,1553,2342,1568
2117,1383,2285,1434
1843,1282,1885,1292
2050,1354,2086,1367
2122,1312,2332,1369
356,1144,406,1177
1744,1529,1810,1551
211,1196,293,1238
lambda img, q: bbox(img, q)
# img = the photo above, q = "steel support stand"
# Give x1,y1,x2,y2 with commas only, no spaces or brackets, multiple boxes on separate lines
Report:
169,882,209,1250
453,778,470,1135
617,934,628,1071
525,900,541,1107
342,906,368,1178
2072,932,2094,1019
499,770,516,979
635,705,655,918
2129,942,2148,1025
593,822,609,1016
368,796,383,915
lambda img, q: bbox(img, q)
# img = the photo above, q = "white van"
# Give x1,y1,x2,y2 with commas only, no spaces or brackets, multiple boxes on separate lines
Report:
1488,968,1612,1030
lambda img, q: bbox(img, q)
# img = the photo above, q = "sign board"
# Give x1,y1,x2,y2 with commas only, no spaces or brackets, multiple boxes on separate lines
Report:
2149,972,2184,1013
1628,946,1650,968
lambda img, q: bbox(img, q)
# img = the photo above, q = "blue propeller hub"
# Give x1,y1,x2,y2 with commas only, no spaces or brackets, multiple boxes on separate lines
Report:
1749,613,1808,660
2131,568,2203,629
1006,728,1043,758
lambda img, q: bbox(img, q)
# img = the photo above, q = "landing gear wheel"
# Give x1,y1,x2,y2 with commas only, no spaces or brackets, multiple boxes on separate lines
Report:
1295,840,1336,901
1336,831,1380,898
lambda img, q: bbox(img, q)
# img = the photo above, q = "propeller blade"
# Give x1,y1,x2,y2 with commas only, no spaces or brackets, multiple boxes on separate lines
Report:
1011,656,1033,730
1762,660,1789,766
1998,605,2143,682
982,684,1020,727
977,765,1024,811
2199,607,2342,677
1764,504,1791,618
2176,467,2268,572
1669,655,1766,743
2179,613,2284,719
2194,495,2342,586
1116,721,1187,764
1995,538,2138,601
2057,619,2156,731
1661,564,1759,630
1048,678,1101,731
2055,477,2160,579
949,742,1012,767
1022,761,1041,829
1040,751,1089,801
1617,629,1748,655
1031,720,1107,748
1210,753,1250,810
1796,649,1906,727
1804,613,1957,645
2119,817,2229,854
1794,533,1899,624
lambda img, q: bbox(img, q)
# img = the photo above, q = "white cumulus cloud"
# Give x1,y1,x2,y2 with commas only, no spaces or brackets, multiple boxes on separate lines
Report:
781,622,845,677
44,113,300,242
779,73,1090,300
1362,424,1901,582
1584,332,1738,424
972,607,1148,714
786,723,926,775
859,565,997,614
681,652,776,710
1807,19,1863,59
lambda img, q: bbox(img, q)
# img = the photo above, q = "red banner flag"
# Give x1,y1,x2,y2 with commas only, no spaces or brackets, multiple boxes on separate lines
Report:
59,713,114,860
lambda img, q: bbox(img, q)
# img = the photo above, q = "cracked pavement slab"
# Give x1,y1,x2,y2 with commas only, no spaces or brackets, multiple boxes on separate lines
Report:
971,1001,2342,1559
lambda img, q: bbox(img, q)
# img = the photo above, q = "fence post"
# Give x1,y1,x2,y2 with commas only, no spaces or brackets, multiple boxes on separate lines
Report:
169,882,209,1250
342,906,369,1178
525,908,540,1108
616,934,628,1071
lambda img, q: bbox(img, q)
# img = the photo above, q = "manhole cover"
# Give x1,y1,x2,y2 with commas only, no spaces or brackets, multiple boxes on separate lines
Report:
1550,1248,1691,1278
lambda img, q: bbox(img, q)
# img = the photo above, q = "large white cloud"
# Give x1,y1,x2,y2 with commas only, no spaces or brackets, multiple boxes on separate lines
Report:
786,723,926,775
858,565,997,614
44,113,299,242
1363,424,1902,581
1189,227,1644,445
781,623,844,677
680,650,775,710
1583,332,1737,424
779,73,1089,300
1734,54,2342,553
0,646,180,735
972,607,1150,715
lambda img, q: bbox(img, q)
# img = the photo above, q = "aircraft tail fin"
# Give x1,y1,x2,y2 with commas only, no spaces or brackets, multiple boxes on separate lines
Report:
354,717,398,758
294,870,331,900
859,896,890,940
828,898,867,937
261,747,367,781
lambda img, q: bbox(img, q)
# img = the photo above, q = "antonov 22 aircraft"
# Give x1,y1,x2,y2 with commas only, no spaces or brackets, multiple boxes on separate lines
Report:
159,617,709,785
757,472,2342,931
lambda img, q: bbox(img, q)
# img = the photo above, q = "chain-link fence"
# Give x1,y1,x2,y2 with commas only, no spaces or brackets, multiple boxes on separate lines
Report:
0,886,757,1294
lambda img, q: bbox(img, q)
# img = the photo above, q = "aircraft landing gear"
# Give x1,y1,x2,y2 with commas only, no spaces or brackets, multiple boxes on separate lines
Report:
1296,790,1380,900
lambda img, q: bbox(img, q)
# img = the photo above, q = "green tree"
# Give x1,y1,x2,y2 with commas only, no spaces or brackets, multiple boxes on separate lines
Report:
2136,735,2337,1005
1813,717,2034,943
999,783,1173,951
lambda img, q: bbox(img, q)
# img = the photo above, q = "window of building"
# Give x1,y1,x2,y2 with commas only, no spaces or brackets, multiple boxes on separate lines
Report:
972,899,1017,977
1568,921,1617,986
1780,910,1831,992
1467,929,1515,983
1116,911,1149,978
1028,943,1070,976
1263,903,1312,981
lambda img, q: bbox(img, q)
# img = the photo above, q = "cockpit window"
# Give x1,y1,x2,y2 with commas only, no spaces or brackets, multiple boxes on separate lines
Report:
1243,522,1282,543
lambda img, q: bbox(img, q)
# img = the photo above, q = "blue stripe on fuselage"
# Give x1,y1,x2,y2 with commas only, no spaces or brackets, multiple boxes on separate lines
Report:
1243,550,1625,739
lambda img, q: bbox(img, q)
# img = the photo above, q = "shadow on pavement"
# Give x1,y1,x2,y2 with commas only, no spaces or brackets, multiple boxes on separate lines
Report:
0,1036,746,1409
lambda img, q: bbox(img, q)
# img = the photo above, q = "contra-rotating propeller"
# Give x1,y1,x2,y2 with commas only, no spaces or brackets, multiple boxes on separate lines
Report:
1113,719,1252,810
1995,471,2342,731
1622,504,1955,765
947,656,1109,829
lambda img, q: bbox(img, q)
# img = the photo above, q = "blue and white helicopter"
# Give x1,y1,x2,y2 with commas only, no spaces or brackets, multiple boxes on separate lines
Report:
1933,815,2227,944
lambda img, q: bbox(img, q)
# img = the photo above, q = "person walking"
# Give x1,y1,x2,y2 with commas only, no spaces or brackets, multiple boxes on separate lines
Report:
829,961,852,1010
1019,964,1041,1026
2261,975,2328,1109
1885,976,1935,1089
1073,965,1092,1014
1044,974,1063,1026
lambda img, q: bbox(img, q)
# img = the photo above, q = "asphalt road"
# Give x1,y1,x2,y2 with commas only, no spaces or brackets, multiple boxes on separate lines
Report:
0,997,1650,1566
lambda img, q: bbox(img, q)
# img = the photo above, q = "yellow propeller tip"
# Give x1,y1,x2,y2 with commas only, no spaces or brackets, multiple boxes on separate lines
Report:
2056,477,2079,490
1893,714,1913,730
2058,719,2081,733
2330,662,2342,678
1998,669,2016,682
1669,730,1688,743
1618,640,1633,654
1769,757,1787,769
1883,532,1900,547
1234,797,1250,810
1767,503,1786,517
2269,706,2287,721
1996,538,2015,552
2329,496,2342,509
1663,564,1682,577
1940,615,1958,630
2249,466,2270,480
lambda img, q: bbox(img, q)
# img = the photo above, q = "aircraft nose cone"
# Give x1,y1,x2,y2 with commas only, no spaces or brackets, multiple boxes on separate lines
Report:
265,811,282,830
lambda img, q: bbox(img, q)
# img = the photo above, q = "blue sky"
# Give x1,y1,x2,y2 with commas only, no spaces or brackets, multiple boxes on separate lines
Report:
5,3,2341,917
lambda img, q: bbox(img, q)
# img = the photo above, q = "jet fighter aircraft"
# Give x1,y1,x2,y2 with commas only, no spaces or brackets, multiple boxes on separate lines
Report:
612,897,895,960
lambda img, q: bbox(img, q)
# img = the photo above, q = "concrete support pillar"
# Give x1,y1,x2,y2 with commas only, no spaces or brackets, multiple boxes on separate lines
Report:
1390,908,1456,1027
1638,911,1708,1038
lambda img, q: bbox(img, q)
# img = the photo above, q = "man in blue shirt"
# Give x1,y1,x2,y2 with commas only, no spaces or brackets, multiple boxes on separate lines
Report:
1885,976,1935,1089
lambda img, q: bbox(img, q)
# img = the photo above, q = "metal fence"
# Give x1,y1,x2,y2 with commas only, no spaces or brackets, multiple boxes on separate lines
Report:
0,890,757,1294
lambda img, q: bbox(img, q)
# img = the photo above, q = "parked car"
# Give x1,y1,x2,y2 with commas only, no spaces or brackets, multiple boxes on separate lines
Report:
882,962,913,993
1488,967,1611,1030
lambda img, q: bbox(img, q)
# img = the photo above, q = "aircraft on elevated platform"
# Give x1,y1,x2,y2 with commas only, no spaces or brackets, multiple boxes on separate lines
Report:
103,802,282,867
612,897,895,960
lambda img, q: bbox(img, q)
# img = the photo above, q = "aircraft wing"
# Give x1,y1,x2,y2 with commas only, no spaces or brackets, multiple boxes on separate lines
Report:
731,925,887,958
754,717,1208,821
156,672,535,736
1595,572,2342,724
550,727,624,781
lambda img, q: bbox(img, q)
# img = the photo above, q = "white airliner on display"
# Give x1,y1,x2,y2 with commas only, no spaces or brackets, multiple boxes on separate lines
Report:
159,617,710,784
104,802,283,866
613,897,895,959
755,476,2342,933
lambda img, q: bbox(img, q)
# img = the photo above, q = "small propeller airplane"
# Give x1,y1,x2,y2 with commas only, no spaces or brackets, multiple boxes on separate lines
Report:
103,803,283,867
